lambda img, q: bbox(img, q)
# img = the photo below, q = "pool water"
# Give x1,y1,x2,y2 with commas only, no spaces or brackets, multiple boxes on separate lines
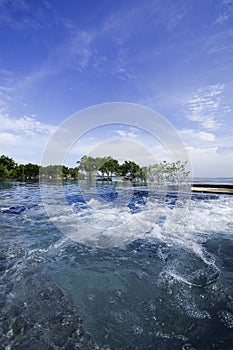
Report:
0,181,233,349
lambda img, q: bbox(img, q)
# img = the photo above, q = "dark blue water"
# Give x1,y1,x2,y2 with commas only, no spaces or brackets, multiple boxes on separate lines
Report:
0,180,233,349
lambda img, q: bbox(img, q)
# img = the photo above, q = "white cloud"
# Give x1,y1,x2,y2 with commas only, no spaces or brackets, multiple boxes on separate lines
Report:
0,112,57,164
179,129,216,142
0,132,21,145
114,130,138,138
199,131,215,141
216,0,233,23
0,113,56,135
185,84,225,130
178,128,233,176
186,146,233,177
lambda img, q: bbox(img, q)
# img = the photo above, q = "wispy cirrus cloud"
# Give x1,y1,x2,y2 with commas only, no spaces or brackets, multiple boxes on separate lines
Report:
205,29,233,63
0,69,15,111
111,48,136,81
0,0,44,31
59,30,97,72
185,83,225,130
0,85,13,111
215,0,233,24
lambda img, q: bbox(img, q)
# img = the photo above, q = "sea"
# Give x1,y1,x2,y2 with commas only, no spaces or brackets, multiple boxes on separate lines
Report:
0,179,233,350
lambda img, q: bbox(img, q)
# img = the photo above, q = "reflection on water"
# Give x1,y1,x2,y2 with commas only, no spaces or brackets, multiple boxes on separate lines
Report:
0,180,233,349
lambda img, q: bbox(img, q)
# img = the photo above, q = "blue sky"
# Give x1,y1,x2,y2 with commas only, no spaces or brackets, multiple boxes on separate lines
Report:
0,0,233,176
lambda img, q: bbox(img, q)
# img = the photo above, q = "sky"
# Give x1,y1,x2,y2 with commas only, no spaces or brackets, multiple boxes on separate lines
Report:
0,0,233,177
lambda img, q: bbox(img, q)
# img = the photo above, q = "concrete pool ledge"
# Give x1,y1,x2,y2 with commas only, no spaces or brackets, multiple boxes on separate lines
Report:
191,184,233,195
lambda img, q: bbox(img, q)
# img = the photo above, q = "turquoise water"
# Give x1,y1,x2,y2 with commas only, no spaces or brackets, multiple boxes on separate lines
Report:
0,181,233,349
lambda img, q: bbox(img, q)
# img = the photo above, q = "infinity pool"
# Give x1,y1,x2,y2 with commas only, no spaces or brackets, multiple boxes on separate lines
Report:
0,181,232,349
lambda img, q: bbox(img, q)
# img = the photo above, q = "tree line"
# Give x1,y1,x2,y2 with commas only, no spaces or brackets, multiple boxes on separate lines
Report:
77,155,189,184
0,154,190,184
77,155,144,181
0,155,80,180
0,155,39,180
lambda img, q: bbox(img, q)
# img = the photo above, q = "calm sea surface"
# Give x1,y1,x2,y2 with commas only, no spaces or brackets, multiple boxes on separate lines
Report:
0,180,233,349
192,178,233,184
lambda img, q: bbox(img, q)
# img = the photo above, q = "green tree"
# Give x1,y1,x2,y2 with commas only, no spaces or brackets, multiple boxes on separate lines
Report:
24,163,39,179
40,165,63,179
0,155,16,171
98,157,119,179
0,164,8,178
146,163,166,184
15,164,25,179
164,161,190,183
0,155,18,178
62,165,69,179
138,167,147,182
78,156,99,179
70,167,82,179
120,160,141,181
145,161,190,184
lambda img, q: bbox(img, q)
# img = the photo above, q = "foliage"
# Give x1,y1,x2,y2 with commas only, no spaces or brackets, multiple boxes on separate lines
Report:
77,155,189,183
23,163,40,179
0,155,16,171
0,155,80,180
120,160,141,180
77,156,120,179
0,154,190,183
77,156,98,179
0,155,17,178
40,165,63,179
99,157,119,178
146,161,190,184
39,165,84,180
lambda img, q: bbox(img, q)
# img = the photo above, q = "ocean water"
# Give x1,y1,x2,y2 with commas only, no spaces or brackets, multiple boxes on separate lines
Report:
0,180,233,350
192,178,233,185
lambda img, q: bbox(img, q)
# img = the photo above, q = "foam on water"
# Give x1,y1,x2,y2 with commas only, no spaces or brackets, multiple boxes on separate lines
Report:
47,185,233,251
42,186,232,293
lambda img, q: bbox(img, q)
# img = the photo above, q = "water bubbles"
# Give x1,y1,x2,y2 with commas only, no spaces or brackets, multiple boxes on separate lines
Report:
189,265,220,287
132,324,143,335
217,310,233,329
